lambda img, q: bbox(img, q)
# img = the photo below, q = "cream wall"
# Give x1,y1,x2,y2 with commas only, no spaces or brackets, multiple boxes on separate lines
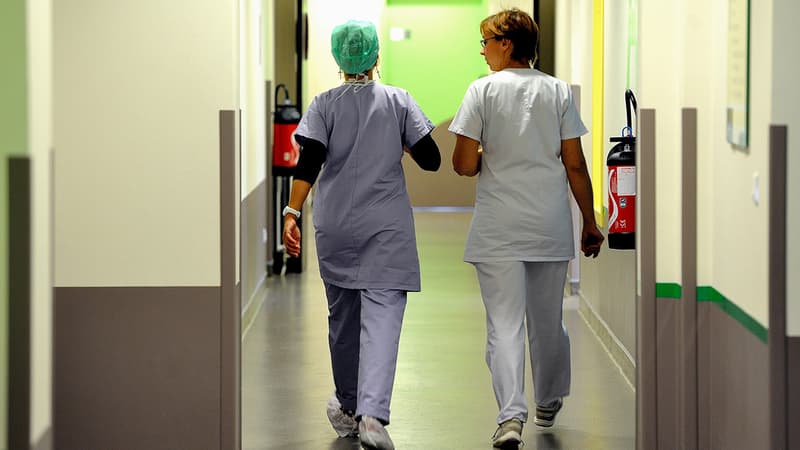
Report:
554,0,571,81
603,0,631,185
555,0,782,349
558,0,593,148
638,0,774,326
772,0,800,336
54,0,239,287
263,0,274,83
305,0,383,108
690,0,724,286
711,0,771,326
27,0,53,443
638,0,682,285
242,0,266,195
555,0,638,356
554,0,593,176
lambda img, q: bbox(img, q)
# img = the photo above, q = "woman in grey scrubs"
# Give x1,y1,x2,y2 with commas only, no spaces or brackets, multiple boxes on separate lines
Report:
282,20,440,450
449,9,604,448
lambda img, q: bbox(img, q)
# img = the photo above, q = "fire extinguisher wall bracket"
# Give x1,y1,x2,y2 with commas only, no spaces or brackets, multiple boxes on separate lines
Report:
607,90,638,250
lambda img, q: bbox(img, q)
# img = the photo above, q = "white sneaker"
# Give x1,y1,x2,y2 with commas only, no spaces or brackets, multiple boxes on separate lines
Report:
533,398,563,427
491,418,523,448
326,395,358,437
358,416,395,450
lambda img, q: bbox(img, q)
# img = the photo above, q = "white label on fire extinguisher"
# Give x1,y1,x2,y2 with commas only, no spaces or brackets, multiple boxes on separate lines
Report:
617,167,636,196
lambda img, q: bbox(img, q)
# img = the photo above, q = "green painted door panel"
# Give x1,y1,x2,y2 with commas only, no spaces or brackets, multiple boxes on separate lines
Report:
1,0,28,445
382,4,488,126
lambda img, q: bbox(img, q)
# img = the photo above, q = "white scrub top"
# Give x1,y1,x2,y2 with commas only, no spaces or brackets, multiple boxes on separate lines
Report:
449,68,588,262
295,83,434,291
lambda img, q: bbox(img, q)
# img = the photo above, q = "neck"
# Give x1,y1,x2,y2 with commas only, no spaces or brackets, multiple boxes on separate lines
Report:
344,70,374,81
504,60,530,69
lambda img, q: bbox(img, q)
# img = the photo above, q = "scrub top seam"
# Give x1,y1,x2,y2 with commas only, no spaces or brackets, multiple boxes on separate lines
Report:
349,105,362,282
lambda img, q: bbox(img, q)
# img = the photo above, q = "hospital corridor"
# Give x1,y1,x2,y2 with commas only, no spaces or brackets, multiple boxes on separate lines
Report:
242,211,635,449
3,0,799,449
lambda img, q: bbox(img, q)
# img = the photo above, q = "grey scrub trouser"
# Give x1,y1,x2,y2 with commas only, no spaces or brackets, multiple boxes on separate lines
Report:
473,260,571,424
324,283,407,425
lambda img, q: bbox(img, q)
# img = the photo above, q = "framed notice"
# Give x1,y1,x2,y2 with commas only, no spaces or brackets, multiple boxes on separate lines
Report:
726,0,750,149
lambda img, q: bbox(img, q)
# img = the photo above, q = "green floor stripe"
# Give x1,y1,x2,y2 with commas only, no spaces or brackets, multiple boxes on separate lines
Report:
655,282,681,299
696,285,768,344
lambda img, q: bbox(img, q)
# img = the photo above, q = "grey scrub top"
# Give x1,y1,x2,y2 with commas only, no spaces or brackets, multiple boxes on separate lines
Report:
294,82,434,291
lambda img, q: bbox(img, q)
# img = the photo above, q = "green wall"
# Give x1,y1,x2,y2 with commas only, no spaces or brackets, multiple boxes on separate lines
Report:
1,0,28,157
382,2,488,126
1,0,28,446
388,0,483,5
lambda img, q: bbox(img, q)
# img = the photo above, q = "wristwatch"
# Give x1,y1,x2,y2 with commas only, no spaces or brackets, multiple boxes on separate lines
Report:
282,205,301,219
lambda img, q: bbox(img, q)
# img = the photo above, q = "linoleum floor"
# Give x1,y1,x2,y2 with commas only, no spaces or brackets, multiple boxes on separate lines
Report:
243,211,635,450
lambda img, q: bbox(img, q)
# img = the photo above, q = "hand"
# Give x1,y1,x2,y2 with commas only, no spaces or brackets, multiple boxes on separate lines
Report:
581,224,604,258
283,215,301,257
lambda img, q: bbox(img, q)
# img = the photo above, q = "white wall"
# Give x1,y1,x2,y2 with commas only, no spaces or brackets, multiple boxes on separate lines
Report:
27,0,52,443
772,0,800,336
54,0,239,287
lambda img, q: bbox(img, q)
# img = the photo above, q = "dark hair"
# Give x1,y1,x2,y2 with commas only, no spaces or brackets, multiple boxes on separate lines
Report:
480,8,539,66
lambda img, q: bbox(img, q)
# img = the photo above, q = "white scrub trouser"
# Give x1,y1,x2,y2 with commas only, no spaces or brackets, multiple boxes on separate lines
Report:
473,261,571,424
324,283,407,425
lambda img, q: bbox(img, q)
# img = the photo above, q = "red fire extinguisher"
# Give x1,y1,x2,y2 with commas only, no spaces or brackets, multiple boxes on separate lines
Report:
607,89,637,250
272,84,301,174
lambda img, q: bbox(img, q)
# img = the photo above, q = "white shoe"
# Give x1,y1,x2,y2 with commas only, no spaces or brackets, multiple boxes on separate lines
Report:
326,395,358,437
358,416,395,450
491,418,523,448
533,398,563,427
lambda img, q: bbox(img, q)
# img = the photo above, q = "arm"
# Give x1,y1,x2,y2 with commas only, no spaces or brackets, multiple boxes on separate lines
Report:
561,137,604,258
282,138,326,257
405,133,441,171
282,179,311,257
452,134,482,177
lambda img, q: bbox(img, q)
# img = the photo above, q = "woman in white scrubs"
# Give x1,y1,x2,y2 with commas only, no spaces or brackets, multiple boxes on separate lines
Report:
282,20,440,450
449,8,604,448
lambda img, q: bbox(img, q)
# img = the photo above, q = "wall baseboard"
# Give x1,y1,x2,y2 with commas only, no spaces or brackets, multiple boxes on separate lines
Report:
577,292,636,390
241,273,267,341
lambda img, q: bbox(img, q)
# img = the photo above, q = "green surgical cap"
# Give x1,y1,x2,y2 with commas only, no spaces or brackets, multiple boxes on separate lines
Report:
331,20,379,75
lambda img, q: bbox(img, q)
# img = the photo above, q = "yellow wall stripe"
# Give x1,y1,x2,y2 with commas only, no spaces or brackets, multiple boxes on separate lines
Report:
592,0,605,225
